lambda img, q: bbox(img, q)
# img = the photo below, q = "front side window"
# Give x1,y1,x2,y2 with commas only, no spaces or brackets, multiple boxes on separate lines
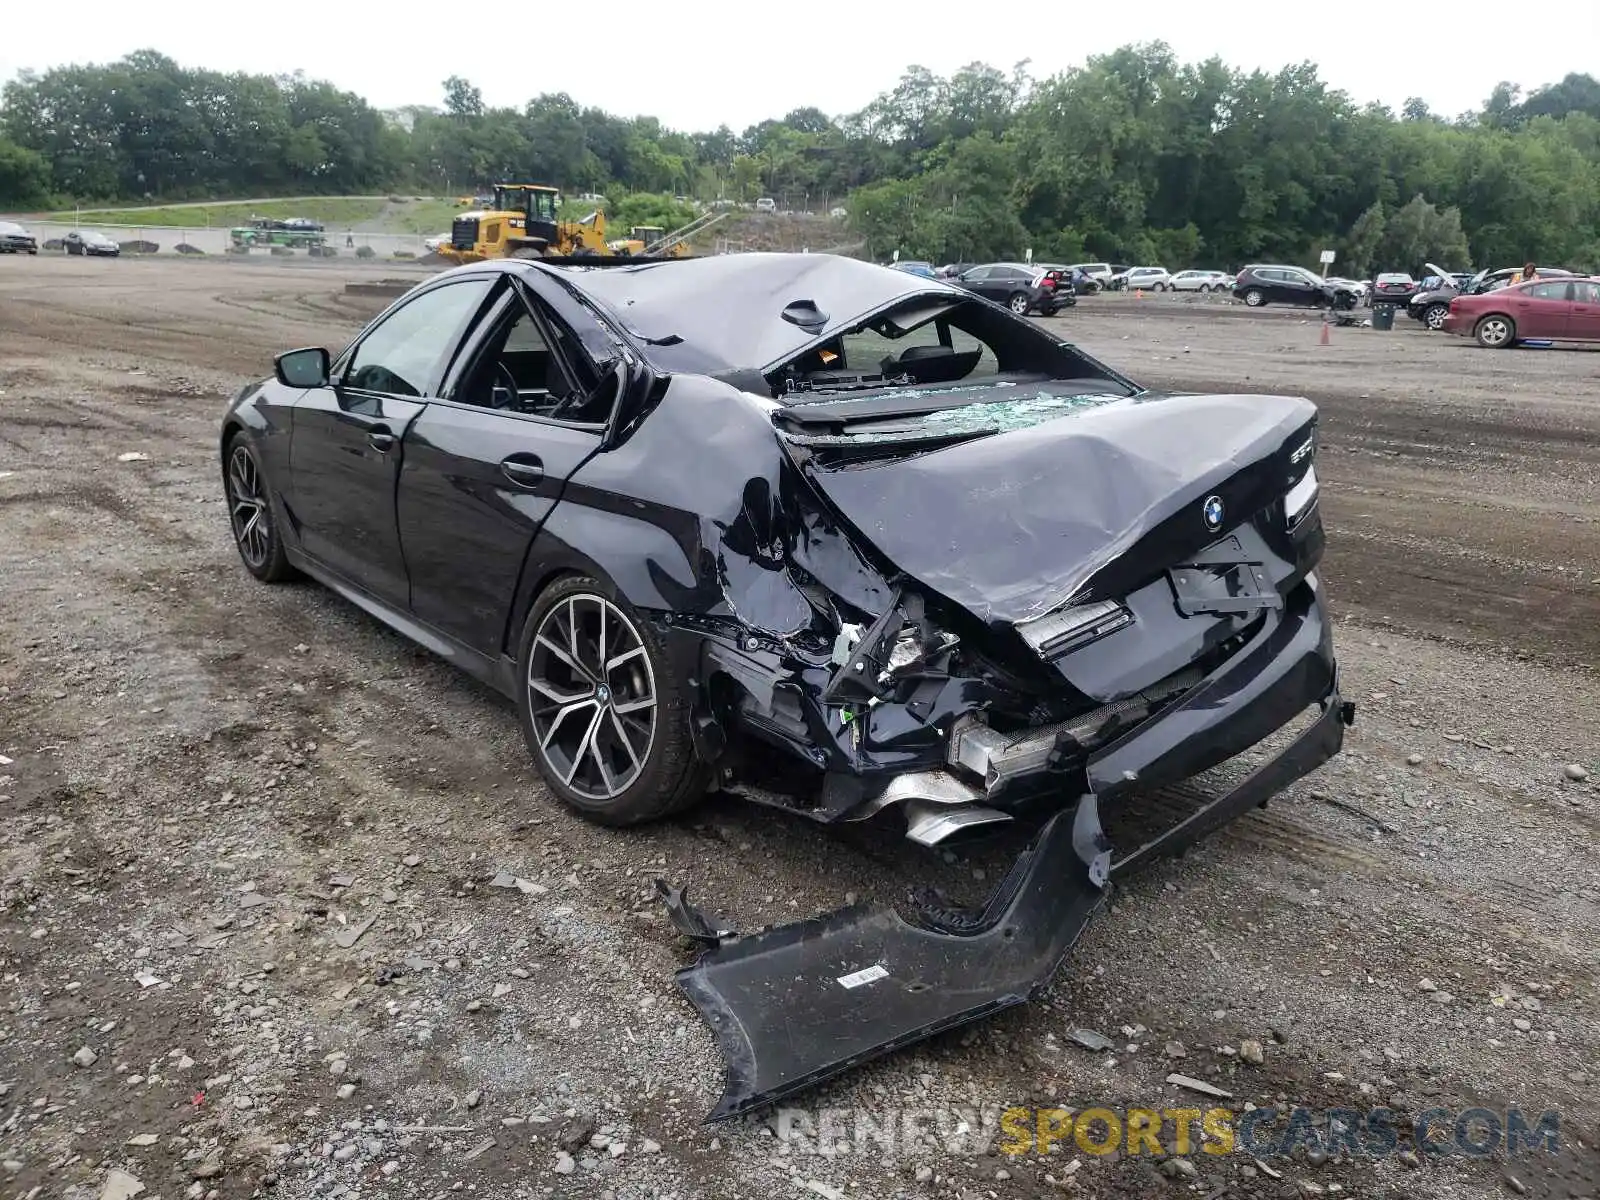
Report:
344,279,496,397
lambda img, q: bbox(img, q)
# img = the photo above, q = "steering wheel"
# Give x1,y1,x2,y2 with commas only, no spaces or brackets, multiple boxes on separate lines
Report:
491,361,519,409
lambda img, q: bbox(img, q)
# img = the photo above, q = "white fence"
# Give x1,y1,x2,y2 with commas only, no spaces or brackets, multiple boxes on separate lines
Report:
22,221,436,260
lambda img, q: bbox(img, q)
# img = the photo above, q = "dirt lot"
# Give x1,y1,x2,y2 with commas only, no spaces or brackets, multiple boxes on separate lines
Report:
1,257,1596,1200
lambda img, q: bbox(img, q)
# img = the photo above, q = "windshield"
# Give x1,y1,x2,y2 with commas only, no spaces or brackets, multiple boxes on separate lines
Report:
496,187,558,222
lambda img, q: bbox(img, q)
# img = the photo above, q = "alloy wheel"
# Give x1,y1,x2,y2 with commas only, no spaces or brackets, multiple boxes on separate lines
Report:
227,445,271,569
1478,317,1511,347
1426,306,1447,330
528,593,657,802
1009,294,1030,314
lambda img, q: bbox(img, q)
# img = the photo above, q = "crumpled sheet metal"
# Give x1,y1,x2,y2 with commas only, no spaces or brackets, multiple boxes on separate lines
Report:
800,390,1316,625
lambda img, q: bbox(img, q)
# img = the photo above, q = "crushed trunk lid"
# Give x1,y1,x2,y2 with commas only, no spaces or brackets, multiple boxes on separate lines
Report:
791,389,1316,625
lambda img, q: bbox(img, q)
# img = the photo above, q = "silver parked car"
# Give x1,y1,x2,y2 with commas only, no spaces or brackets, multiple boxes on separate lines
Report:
1169,269,1233,293
1113,266,1173,291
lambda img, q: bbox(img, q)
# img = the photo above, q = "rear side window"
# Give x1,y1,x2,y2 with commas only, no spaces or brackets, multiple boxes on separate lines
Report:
840,322,999,381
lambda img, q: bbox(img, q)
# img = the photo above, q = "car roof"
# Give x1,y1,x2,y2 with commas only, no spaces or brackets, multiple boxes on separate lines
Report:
517,253,965,377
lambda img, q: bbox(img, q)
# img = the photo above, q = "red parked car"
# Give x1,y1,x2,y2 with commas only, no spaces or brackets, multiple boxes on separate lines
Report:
1443,277,1600,348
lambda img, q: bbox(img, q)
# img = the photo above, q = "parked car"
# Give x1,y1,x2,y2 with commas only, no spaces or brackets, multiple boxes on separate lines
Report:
220,251,1349,1118
955,262,1070,315
1067,262,1114,287
1169,269,1232,293
1111,266,1173,292
1325,277,1369,303
1371,273,1421,305
1037,264,1101,295
754,197,777,214
1442,276,1600,348
1412,265,1577,329
936,262,976,279
890,260,938,279
62,230,122,257
1232,265,1361,310
0,220,39,255
1405,262,1473,329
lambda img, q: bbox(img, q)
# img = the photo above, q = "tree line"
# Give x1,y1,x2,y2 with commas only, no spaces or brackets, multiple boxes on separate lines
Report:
3,46,1598,273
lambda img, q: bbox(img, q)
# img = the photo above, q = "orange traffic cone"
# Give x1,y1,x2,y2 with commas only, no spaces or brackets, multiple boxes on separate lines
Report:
1319,320,1330,346
1135,288,1144,299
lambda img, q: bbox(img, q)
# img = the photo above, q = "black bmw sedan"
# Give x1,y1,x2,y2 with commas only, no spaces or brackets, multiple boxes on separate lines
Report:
221,253,1352,1116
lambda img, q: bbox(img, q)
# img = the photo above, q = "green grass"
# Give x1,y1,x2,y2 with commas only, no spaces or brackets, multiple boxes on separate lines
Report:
53,197,392,230
380,199,464,235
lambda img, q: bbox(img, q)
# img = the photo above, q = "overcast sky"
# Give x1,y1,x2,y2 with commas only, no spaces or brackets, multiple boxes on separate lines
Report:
2,1,1595,130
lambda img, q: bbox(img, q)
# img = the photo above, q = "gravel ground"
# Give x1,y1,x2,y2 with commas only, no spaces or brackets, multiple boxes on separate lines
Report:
0,258,1596,1200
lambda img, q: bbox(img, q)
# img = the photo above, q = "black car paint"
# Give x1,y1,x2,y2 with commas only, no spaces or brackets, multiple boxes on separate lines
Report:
62,231,121,256
1232,265,1358,309
222,252,1348,1119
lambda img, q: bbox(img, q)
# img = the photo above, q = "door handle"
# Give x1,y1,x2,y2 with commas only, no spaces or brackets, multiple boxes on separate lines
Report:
500,455,545,488
368,428,396,452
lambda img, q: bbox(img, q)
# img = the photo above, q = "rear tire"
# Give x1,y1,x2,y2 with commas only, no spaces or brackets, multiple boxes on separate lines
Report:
516,575,708,826
1242,289,1265,307
1008,292,1031,315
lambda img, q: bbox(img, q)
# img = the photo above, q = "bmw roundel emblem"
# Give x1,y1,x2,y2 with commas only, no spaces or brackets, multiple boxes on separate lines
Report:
1202,495,1225,531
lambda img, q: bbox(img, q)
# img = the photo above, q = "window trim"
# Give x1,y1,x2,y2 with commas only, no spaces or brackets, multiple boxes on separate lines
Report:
435,280,613,432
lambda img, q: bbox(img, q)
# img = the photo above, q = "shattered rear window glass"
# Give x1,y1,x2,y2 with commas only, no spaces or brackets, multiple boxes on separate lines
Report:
842,324,999,380
787,381,1126,445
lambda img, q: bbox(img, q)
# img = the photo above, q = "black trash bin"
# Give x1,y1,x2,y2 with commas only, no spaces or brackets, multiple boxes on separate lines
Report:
1372,304,1396,331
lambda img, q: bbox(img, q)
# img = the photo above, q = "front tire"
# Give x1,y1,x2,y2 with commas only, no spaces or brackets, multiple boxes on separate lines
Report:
1424,303,1449,331
1242,289,1265,307
224,434,294,583
516,575,708,826
1474,314,1515,348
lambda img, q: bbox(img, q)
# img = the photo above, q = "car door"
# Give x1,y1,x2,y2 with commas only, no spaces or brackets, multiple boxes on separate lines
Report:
1281,270,1318,305
1568,280,1600,341
1507,281,1572,339
959,266,997,300
991,266,1030,302
289,275,497,606
396,273,623,659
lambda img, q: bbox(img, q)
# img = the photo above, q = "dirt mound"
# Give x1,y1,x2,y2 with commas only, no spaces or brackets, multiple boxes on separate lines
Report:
119,239,158,254
175,243,205,255
42,238,63,251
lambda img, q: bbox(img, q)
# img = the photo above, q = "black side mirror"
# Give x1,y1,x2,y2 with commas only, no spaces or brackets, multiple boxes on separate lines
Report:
274,347,330,388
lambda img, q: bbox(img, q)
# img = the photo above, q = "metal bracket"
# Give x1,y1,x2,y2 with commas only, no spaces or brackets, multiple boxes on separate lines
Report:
654,879,737,948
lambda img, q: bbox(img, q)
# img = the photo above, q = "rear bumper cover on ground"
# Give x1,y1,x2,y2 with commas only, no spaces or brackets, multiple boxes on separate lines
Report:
674,593,1352,1120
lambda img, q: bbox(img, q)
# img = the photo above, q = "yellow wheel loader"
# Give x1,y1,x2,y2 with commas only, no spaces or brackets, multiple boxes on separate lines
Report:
434,184,611,264
607,225,691,258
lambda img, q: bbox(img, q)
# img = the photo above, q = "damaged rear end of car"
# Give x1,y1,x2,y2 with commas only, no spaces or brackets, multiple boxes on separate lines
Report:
551,254,1354,1120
